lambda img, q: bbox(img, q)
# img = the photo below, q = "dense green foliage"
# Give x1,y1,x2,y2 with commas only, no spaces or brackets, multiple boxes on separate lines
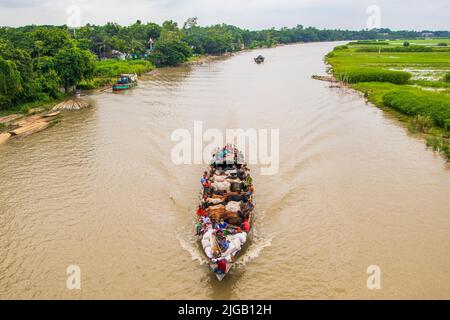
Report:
0,57,22,108
1,20,450,111
0,27,95,110
408,115,434,133
54,46,96,92
337,69,411,84
328,39,450,161
95,59,154,77
444,72,450,82
426,137,450,159
356,46,434,52
383,90,450,129
348,40,390,45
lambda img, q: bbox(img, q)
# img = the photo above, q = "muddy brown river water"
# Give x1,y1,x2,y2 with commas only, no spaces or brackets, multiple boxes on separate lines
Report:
1,42,449,299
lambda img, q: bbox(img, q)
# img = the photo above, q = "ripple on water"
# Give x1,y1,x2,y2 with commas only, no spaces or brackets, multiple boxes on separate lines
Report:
1,42,450,299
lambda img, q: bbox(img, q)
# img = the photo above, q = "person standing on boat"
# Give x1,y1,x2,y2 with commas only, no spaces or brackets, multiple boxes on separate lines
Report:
196,205,207,217
201,216,211,225
217,219,228,230
203,179,212,195
245,174,253,187
214,259,227,274
242,220,250,233
195,222,202,236
200,172,208,184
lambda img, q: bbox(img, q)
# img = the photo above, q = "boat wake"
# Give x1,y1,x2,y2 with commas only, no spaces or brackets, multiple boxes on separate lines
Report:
235,227,273,268
177,233,209,265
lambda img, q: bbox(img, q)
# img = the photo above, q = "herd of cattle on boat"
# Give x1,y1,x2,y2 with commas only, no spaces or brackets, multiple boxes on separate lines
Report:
195,145,255,280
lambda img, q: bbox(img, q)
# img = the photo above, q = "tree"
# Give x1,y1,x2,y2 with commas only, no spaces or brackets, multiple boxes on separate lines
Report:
0,40,40,101
160,20,183,42
30,27,72,57
54,46,96,93
183,17,198,30
151,38,192,66
0,57,22,109
34,56,61,98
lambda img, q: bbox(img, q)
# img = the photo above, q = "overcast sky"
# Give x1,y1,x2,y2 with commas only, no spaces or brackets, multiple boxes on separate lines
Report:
0,0,448,30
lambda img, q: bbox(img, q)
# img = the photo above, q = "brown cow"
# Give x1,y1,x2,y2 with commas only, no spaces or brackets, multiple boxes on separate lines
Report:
222,211,242,225
211,194,226,200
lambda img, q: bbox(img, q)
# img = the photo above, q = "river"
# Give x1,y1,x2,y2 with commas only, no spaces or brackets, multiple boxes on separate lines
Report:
0,42,449,299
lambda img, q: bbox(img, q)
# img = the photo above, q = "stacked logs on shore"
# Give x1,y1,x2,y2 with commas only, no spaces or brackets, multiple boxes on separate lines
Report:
0,99,91,145
51,99,90,111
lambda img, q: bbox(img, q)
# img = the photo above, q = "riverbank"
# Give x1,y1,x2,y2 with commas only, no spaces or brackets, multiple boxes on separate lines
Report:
0,99,94,145
0,53,236,145
324,40,450,161
3,42,450,299
185,53,235,65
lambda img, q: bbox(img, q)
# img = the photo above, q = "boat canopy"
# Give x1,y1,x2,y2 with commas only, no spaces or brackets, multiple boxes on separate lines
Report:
118,74,138,83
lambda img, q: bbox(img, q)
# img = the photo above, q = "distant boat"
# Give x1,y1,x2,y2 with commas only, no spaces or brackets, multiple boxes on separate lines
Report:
254,55,265,64
112,74,138,91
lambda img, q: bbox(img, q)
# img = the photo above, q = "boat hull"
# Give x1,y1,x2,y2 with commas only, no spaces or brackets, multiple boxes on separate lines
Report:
196,147,255,280
200,202,255,280
112,83,137,91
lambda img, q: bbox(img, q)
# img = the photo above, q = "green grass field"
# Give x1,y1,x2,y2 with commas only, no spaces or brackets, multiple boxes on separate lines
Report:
328,47,450,81
76,59,156,90
387,38,450,46
95,59,155,77
326,40,450,160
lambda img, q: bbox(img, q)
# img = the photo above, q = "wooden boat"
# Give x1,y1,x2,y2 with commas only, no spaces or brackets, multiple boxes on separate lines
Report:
207,210,254,281
254,55,265,64
196,146,255,280
112,74,138,91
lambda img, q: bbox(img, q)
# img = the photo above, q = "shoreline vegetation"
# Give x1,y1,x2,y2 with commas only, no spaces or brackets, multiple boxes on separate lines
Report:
1,19,450,144
0,53,226,144
323,39,450,161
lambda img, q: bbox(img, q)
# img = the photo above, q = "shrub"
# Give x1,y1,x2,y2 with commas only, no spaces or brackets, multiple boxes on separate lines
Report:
150,38,193,66
337,69,411,84
403,41,410,47
383,90,450,129
426,137,444,152
76,78,115,90
348,41,389,45
426,136,450,160
76,80,98,90
0,57,22,110
95,59,155,77
443,145,450,161
444,72,450,83
408,115,434,133
437,43,448,46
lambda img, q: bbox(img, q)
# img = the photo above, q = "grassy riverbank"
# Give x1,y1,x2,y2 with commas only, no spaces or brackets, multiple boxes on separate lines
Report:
76,59,156,90
0,52,229,140
0,94,69,118
326,39,450,161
